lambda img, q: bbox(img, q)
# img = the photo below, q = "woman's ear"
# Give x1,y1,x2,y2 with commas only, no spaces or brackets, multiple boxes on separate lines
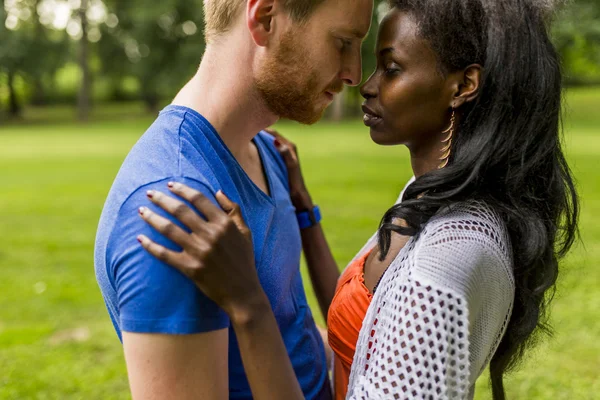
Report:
450,64,482,108
247,0,277,47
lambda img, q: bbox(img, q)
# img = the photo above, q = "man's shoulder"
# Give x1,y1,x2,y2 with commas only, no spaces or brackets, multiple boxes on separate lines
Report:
96,107,219,253
111,109,218,206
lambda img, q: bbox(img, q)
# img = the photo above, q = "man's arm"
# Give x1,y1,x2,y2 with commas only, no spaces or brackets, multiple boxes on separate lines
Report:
105,180,232,398
137,185,306,399
123,329,228,400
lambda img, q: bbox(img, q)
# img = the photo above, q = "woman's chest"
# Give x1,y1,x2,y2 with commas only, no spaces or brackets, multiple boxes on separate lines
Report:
363,233,411,292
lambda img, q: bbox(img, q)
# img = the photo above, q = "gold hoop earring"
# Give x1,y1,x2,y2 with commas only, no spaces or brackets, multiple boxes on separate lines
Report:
438,109,456,169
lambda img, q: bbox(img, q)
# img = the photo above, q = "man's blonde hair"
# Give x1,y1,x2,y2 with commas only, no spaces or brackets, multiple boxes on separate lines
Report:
204,0,327,42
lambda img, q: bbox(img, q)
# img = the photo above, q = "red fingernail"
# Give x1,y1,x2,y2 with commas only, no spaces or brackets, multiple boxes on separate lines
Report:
146,190,154,199
137,235,143,243
167,182,174,188
274,139,281,147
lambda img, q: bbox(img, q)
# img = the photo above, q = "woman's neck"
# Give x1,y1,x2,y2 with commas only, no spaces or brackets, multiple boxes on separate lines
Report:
408,114,460,178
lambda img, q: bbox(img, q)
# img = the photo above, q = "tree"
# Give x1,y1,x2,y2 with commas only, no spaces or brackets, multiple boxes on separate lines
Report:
1,25,31,118
77,0,91,121
0,0,5,119
553,0,600,84
100,0,206,112
30,0,47,105
0,0,70,118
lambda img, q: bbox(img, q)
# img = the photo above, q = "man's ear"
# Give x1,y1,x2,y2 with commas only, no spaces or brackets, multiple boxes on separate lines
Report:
247,0,278,47
449,64,482,108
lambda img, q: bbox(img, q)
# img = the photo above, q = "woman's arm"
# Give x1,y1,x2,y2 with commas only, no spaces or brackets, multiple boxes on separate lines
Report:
300,223,341,321
137,184,304,400
270,131,341,321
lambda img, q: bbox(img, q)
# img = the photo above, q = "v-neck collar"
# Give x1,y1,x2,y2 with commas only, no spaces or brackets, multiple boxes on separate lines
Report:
164,105,276,205
252,134,275,201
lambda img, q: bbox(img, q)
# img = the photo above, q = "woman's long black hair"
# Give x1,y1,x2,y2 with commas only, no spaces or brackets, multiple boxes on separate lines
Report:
378,0,579,398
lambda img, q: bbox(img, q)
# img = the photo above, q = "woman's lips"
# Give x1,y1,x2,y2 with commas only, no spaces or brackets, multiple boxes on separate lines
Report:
362,104,383,128
363,113,383,127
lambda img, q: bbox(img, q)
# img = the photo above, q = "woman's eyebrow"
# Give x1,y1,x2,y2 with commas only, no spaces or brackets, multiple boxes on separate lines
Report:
377,47,394,57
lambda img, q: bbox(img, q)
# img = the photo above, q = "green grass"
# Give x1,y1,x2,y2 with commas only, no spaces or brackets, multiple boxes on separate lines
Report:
1,88,599,399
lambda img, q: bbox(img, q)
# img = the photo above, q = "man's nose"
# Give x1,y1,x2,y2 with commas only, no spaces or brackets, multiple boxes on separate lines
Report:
340,50,363,87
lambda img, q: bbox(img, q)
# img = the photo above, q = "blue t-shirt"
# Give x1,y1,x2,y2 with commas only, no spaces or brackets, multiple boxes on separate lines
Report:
95,105,329,399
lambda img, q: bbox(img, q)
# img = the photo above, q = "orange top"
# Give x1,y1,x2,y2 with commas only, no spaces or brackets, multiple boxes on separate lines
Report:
327,249,373,400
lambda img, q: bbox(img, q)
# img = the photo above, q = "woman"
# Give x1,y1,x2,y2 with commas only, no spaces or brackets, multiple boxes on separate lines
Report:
137,0,578,398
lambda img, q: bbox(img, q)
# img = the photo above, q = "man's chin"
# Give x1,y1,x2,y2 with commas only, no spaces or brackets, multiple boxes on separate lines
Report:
284,111,324,125
279,104,327,125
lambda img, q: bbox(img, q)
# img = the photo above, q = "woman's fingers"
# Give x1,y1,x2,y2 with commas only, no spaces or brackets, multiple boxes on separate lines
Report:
214,190,235,213
264,127,289,149
138,206,193,249
146,190,207,233
275,141,299,169
168,182,223,221
215,191,252,240
264,127,279,137
265,127,299,157
137,234,188,271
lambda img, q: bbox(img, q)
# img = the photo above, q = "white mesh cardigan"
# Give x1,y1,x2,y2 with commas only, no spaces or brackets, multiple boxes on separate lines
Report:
344,180,515,400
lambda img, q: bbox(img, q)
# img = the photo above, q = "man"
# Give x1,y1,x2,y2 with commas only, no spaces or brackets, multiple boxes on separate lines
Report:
94,0,373,398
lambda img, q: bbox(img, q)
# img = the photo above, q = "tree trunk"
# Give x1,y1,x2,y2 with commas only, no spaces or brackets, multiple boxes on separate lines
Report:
7,70,22,118
31,0,46,106
142,90,160,114
32,78,46,106
77,0,91,121
330,87,347,122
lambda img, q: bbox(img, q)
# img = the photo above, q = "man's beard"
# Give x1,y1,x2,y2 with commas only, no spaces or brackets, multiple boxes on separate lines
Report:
255,29,341,125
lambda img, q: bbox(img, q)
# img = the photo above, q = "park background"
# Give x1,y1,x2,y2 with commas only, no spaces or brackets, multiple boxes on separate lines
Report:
1,0,599,398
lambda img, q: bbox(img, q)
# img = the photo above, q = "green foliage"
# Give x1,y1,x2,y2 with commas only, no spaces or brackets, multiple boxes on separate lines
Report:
0,88,599,398
553,0,600,83
2,0,600,115
0,0,70,114
98,0,205,109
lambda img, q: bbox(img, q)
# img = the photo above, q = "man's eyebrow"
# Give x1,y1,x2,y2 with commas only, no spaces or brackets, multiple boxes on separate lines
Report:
337,28,369,40
351,28,369,39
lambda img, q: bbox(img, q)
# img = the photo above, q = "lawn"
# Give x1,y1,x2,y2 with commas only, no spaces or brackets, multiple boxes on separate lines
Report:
1,88,598,399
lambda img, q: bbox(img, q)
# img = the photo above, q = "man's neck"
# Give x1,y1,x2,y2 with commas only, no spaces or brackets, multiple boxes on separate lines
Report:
172,42,279,161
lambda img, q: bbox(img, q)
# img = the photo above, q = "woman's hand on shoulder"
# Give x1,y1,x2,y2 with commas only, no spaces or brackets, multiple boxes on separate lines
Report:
137,183,268,322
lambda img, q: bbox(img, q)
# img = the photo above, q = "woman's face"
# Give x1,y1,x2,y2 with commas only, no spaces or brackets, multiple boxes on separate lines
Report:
360,9,456,147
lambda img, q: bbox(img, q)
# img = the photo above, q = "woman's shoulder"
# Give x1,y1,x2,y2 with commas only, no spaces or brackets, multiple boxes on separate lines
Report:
423,200,509,250
407,200,514,296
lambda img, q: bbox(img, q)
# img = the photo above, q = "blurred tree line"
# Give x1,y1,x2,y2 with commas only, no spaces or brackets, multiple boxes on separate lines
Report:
0,0,599,122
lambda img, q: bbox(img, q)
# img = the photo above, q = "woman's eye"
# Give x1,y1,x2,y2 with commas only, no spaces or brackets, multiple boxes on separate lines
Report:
384,63,401,75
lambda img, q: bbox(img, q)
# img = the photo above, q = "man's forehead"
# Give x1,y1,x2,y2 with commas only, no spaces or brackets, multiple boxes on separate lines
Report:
323,0,373,38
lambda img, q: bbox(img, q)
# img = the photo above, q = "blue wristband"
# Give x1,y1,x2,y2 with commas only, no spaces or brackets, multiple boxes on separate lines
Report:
296,205,321,229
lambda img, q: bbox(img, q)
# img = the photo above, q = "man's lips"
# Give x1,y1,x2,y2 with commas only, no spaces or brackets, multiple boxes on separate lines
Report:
362,104,383,127
325,89,342,99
